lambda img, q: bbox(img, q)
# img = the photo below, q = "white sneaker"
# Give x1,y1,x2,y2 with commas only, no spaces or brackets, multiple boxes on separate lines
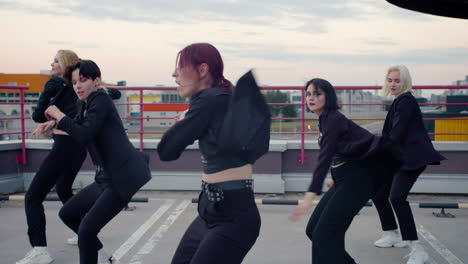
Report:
98,256,114,264
406,245,429,264
67,235,78,245
16,247,54,264
98,248,114,264
374,230,409,248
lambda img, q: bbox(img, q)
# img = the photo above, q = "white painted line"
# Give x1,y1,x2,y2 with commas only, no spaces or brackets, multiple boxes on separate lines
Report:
417,224,464,264
129,200,191,263
113,199,175,261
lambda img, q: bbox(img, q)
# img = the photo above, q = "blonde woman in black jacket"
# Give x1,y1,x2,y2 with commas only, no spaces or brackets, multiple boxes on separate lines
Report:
18,50,85,264
372,65,445,264
42,60,151,264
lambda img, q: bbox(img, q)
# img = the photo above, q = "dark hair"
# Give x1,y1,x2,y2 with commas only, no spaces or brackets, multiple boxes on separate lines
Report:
304,78,340,112
176,43,233,93
64,60,101,83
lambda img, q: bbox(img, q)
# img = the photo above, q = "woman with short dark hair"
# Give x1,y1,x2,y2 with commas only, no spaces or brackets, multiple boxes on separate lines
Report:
291,78,385,264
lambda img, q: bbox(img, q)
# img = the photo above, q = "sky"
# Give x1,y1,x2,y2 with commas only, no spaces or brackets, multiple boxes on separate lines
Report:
1,0,468,88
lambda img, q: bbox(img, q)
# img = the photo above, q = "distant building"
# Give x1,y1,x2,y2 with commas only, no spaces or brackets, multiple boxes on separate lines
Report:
0,73,126,140
284,89,385,115
336,90,384,114
288,90,302,113
0,73,51,116
127,90,188,127
452,75,468,95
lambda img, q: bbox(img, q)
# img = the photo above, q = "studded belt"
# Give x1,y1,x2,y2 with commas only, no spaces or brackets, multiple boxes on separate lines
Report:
95,165,104,174
201,179,254,202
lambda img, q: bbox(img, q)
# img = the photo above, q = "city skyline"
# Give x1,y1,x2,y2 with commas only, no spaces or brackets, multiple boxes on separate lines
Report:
1,0,468,88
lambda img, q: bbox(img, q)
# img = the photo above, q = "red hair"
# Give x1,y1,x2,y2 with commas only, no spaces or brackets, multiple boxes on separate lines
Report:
176,43,233,93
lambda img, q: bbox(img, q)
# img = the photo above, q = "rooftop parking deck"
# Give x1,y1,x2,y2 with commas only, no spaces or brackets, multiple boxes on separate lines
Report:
1,191,467,264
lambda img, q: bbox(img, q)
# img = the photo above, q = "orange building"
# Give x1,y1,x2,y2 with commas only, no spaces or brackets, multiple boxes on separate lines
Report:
0,73,51,93
0,73,52,116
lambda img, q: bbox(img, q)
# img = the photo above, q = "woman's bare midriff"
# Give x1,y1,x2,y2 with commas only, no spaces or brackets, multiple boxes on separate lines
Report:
53,128,69,135
202,164,252,183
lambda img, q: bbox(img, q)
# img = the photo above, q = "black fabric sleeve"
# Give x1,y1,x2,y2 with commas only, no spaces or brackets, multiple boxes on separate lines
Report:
107,88,122,100
389,96,416,145
307,113,344,194
157,96,214,161
56,95,109,145
32,79,61,123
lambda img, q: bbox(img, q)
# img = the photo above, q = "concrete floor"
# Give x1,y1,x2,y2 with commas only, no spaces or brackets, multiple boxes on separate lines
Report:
1,191,467,264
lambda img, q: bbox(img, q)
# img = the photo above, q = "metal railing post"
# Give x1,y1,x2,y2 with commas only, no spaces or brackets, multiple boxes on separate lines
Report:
18,88,26,164
139,89,144,152
300,88,306,164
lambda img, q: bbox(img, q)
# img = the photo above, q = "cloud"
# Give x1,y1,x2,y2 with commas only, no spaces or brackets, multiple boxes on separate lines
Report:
47,40,99,49
1,0,372,32
77,43,100,49
219,43,468,65
355,0,432,21
48,40,73,45
365,39,397,46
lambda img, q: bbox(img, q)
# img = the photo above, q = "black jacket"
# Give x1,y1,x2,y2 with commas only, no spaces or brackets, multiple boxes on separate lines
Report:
32,76,78,123
218,71,271,164
382,92,445,170
57,89,151,201
157,86,248,173
309,110,381,194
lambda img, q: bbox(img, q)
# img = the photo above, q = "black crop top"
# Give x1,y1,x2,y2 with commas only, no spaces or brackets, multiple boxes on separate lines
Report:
157,86,248,174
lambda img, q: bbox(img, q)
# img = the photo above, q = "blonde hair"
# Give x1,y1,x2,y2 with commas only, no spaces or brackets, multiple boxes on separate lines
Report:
56,49,80,75
382,65,412,97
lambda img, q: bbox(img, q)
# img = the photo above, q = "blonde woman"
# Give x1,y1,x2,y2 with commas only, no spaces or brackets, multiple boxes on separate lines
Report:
17,50,87,264
372,65,445,264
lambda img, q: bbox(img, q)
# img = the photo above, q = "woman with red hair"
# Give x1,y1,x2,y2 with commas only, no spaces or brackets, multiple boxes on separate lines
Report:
158,43,261,264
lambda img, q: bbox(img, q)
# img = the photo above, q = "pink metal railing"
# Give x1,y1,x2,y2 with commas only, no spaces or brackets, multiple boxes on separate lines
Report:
111,85,468,163
0,85,29,164
1,85,467,165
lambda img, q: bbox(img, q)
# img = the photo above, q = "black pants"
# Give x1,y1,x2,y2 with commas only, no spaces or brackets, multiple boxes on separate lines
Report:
25,134,86,247
171,188,261,264
372,166,426,241
59,181,126,264
306,160,376,264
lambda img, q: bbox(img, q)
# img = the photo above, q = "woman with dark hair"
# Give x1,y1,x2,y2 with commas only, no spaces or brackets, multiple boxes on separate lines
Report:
18,50,86,264
41,60,151,264
372,65,445,264
290,78,385,264
157,43,261,264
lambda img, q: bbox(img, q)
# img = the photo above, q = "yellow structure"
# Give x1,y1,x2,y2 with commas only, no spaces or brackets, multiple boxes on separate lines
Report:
435,118,468,141
0,74,51,92
128,95,161,102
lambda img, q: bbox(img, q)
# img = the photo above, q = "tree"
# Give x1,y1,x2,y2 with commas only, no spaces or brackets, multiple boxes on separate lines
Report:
264,90,298,120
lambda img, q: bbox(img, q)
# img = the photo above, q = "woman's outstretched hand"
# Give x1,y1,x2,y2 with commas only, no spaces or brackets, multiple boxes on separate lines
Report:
326,179,334,188
175,109,188,122
32,120,56,137
290,192,316,221
45,105,65,121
